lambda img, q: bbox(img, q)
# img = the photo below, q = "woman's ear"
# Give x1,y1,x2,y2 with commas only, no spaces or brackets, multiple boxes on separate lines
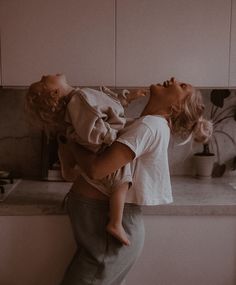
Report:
198,104,205,115
170,104,181,115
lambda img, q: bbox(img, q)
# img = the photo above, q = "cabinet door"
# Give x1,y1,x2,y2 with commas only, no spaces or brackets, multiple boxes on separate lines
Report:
116,0,231,87
230,0,236,87
0,0,115,86
0,33,2,86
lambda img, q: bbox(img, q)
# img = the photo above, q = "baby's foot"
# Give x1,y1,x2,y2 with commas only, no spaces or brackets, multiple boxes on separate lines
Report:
106,223,131,246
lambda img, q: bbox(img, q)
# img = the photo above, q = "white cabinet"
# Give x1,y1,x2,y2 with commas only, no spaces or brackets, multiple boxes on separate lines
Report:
126,216,236,285
230,0,236,87
0,216,76,285
116,0,231,87
0,0,233,87
1,215,235,285
0,0,115,86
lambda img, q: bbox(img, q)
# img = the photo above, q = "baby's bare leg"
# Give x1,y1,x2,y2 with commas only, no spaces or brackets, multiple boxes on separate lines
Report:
106,183,130,246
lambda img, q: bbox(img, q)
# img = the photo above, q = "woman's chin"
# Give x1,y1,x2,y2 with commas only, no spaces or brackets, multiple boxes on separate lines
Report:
150,84,162,96
150,84,156,93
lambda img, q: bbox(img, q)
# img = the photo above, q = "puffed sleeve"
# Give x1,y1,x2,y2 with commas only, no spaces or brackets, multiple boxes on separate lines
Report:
65,93,118,152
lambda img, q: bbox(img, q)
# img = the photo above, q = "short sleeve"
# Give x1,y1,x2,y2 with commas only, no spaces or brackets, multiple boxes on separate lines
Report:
117,122,155,158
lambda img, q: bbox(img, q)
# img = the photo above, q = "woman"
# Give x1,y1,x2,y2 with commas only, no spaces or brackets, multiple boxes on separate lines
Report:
59,77,212,285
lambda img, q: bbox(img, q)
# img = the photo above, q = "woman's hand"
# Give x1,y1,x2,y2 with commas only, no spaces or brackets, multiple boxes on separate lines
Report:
67,141,96,177
57,141,79,182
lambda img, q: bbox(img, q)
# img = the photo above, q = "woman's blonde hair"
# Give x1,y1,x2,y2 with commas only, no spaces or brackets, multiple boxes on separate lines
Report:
25,81,68,135
169,88,213,144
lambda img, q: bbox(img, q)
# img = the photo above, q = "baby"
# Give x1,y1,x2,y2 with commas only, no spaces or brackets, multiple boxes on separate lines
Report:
25,74,146,245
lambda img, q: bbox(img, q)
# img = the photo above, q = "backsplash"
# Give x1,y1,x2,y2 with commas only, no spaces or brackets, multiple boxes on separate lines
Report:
0,87,235,178
0,89,42,178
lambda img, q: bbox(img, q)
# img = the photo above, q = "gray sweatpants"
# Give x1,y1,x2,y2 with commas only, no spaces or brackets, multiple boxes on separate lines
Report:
60,189,145,285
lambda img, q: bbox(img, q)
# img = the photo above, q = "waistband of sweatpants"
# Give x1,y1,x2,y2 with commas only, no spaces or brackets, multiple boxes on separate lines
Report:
67,188,142,214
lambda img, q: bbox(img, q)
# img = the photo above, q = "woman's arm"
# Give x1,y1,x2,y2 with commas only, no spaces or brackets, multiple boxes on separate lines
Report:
68,141,135,180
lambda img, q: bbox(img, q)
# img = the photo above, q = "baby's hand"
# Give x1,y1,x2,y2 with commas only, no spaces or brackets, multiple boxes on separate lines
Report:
128,89,147,101
119,89,147,107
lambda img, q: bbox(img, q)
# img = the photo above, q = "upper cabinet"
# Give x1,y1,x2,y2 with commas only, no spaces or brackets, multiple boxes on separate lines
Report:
0,0,234,87
230,0,236,87
0,29,2,86
0,0,115,86
116,0,231,87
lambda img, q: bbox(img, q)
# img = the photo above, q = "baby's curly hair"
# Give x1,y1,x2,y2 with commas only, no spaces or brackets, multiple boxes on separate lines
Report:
169,88,213,144
25,81,68,135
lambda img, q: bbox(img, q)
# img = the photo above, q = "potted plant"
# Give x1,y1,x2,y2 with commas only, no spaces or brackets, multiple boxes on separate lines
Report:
194,89,236,178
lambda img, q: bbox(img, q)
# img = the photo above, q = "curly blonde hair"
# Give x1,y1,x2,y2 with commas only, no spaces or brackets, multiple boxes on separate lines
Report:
25,81,68,135
169,88,213,144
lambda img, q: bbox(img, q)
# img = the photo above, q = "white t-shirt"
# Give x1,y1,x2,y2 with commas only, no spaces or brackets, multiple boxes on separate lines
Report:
117,115,173,205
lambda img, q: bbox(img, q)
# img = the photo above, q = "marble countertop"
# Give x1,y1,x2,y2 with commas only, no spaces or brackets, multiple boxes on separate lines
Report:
0,180,72,216
142,176,236,215
1,176,236,216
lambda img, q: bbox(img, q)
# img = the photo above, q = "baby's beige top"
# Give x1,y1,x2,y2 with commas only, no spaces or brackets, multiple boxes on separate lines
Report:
65,88,126,152
64,87,132,194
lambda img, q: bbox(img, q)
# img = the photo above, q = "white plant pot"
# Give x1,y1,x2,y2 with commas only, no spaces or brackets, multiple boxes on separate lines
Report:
194,154,215,179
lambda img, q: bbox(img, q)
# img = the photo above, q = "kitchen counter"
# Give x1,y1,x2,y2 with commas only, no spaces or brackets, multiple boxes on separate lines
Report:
0,180,72,216
142,176,236,215
0,176,236,216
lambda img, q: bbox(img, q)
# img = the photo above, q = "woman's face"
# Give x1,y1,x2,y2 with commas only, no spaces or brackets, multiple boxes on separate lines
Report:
150,77,193,108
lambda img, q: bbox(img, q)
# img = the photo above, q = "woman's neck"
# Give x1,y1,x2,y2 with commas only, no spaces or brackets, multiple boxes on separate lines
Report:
141,101,168,118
